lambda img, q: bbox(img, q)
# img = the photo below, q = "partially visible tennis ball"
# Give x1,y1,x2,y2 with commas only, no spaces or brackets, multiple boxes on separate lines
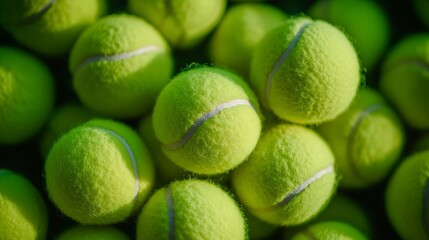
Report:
386,151,429,240
232,124,337,226
0,0,107,56
40,102,95,157
209,3,287,77
317,87,405,188
45,119,155,224
70,14,173,119
251,16,361,125
0,169,48,240
309,0,390,70
136,179,246,240
57,226,129,240
289,221,368,240
0,46,54,144
153,66,262,175
380,34,429,130
129,0,226,49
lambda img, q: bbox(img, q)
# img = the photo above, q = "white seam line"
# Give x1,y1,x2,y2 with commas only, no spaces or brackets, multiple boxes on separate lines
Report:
19,0,56,25
423,179,429,237
97,127,140,203
264,21,311,107
165,187,175,240
165,99,256,150
75,45,163,74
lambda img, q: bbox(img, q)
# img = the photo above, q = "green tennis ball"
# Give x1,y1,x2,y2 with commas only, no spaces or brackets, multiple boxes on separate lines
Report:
69,14,173,119
0,47,54,144
0,169,48,240
138,114,185,184
136,179,246,240
386,151,429,240
413,133,429,154
289,221,368,240
380,34,429,130
309,0,390,70
251,16,360,125
0,0,107,56
317,87,405,189
128,0,226,49
57,226,129,240
414,0,429,27
209,3,288,77
152,66,262,175
40,102,95,157
232,124,337,226
45,118,155,224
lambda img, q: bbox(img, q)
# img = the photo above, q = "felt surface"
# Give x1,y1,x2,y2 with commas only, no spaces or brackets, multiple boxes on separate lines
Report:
290,221,368,240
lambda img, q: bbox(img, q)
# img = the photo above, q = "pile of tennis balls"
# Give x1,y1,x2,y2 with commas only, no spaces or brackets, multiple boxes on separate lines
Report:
1,0,428,239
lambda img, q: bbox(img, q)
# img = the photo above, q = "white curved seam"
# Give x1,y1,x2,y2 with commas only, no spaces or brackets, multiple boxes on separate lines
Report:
75,45,163,74
19,0,56,24
165,187,175,240
165,99,255,150
264,21,311,107
349,103,383,135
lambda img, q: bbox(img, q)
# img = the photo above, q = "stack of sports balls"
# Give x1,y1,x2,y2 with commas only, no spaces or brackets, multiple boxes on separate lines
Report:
1,0,428,239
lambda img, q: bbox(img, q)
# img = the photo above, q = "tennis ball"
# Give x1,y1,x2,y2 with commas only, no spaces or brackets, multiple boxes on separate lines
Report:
308,0,390,70
414,0,429,27
138,114,185,184
386,151,429,240
380,34,429,130
289,221,368,240
152,66,262,175
136,179,246,240
232,124,337,226
413,133,429,153
317,87,405,188
128,0,226,49
209,3,288,78
70,14,173,119
40,102,95,157
250,16,361,125
45,118,155,224
57,226,129,240
0,46,54,144
0,169,48,240
0,0,107,56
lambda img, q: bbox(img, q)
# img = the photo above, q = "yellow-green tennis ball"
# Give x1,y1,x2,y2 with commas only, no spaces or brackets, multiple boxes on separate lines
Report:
128,0,226,50
136,179,246,240
380,34,429,130
289,221,368,240
309,0,390,70
413,133,429,153
209,3,288,77
70,14,173,119
0,169,48,240
138,114,185,184
0,47,54,144
152,66,262,175
251,16,361,125
0,0,107,56
45,118,155,224
386,151,429,240
232,124,337,226
317,87,405,189
57,226,129,240
40,102,95,157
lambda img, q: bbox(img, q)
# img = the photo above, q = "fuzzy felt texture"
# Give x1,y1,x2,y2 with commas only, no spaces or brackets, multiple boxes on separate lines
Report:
232,124,337,226
136,179,246,240
251,17,360,125
152,66,262,175
290,221,368,240
0,47,54,144
57,226,129,240
0,170,48,240
45,119,155,225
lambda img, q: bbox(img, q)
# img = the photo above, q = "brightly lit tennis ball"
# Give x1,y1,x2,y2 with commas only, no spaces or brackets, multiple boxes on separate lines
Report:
317,87,405,189
251,16,361,125
45,119,155,224
232,124,337,226
70,14,173,119
128,0,226,49
0,0,107,56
